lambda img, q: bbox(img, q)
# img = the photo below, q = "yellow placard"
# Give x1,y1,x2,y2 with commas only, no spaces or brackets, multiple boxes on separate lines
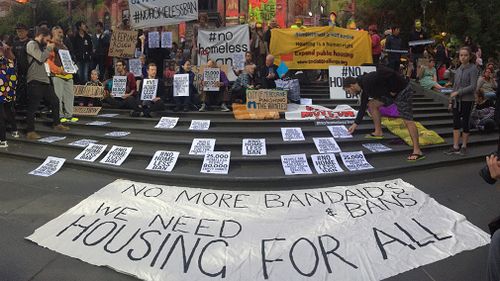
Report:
270,27,373,69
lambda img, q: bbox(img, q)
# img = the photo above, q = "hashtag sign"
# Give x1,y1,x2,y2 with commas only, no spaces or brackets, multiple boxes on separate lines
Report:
341,66,348,77
209,32,216,42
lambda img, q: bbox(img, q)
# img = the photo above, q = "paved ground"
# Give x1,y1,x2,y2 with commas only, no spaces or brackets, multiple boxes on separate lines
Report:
0,154,498,281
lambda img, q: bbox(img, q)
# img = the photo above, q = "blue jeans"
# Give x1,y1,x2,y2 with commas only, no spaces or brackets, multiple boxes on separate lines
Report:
76,61,90,85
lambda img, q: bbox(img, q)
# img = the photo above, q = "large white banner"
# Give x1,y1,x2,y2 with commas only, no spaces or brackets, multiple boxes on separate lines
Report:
329,66,376,100
128,0,198,29
198,25,249,68
27,179,490,281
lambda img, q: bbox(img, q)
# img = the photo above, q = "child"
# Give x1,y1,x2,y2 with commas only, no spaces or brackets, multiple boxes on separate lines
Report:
0,45,18,148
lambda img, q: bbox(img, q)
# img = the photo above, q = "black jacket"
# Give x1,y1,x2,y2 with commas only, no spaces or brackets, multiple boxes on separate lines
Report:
258,64,279,89
138,78,167,102
72,32,93,62
91,33,109,57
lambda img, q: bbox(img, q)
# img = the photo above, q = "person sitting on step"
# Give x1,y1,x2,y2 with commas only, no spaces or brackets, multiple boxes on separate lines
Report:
102,59,140,111
174,59,197,112
199,59,230,112
231,64,259,104
131,62,166,118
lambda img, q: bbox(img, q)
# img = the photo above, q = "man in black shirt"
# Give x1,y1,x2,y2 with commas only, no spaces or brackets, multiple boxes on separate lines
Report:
344,66,424,161
409,20,427,78
12,23,31,107
385,25,403,72
72,21,93,85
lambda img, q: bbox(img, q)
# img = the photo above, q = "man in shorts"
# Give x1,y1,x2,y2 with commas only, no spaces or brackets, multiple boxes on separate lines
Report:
343,65,424,161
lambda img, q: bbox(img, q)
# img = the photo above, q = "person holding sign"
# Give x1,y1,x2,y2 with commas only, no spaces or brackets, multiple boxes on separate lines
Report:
47,26,77,123
231,64,259,103
343,65,424,161
132,63,166,118
199,59,231,112
174,60,197,112
103,59,140,111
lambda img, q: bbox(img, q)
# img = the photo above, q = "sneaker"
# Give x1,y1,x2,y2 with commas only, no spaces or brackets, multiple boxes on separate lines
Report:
70,117,79,122
26,131,41,140
60,118,69,123
444,147,460,155
199,104,207,112
11,131,20,138
221,103,230,112
0,140,7,148
53,124,70,131
459,147,467,156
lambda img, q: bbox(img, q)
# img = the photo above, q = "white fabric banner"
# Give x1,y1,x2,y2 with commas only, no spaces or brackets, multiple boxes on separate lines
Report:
155,117,179,129
313,137,341,154
328,66,376,100
311,153,344,174
281,127,305,142
27,178,490,281
100,146,133,166
281,153,313,175
201,151,231,174
128,0,198,29
285,104,358,121
140,79,158,101
146,151,180,172
173,74,190,97
29,156,65,177
75,144,108,163
340,151,374,171
189,138,216,155
242,139,267,156
197,25,250,68
189,120,210,131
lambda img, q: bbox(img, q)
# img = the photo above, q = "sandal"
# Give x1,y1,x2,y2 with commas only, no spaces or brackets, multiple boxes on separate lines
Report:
365,133,384,140
407,153,426,162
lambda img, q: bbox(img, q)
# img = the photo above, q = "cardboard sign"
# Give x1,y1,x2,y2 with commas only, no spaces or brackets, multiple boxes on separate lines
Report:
203,68,220,91
128,58,143,77
86,121,110,126
281,153,313,175
128,0,198,29
111,76,127,98
38,136,67,143
146,151,179,172
29,156,65,177
189,138,216,155
68,139,98,148
173,74,189,97
189,120,210,131
148,31,160,49
140,79,158,101
73,85,105,98
201,151,231,174
27,178,491,281
329,66,376,100
108,30,138,58
362,143,392,153
161,32,173,48
105,131,130,137
313,137,342,154
73,106,102,116
340,151,374,171
100,145,133,166
198,25,249,69
242,139,267,156
58,49,76,74
311,153,344,174
154,117,179,129
75,144,108,162
281,127,305,142
328,125,352,139
247,89,288,112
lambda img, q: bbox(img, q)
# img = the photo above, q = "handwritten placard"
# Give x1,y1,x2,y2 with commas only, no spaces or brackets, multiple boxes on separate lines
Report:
73,85,105,98
108,30,138,58
247,89,288,112
73,106,102,116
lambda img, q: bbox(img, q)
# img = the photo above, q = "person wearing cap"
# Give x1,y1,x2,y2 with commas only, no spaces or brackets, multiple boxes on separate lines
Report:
343,65,424,161
13,23,31,107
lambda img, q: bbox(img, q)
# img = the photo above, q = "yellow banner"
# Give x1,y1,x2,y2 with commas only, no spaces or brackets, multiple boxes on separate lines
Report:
270,27,373,69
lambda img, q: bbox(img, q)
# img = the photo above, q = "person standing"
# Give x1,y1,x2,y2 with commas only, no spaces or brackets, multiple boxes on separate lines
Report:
369,25,382,65
72,21,93,85
0,44,18,147
12,23,31,108
174,60,197,112
25,27,69,140
409,20,427,78
91,22,109,81
445,47,479,156
385,25,403,72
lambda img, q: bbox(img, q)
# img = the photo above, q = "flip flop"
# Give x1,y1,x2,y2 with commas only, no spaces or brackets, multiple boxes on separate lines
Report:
365,133,384,140
407,153,426,162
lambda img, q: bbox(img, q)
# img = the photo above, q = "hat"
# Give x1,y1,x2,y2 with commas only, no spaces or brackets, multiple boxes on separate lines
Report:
15,23,28,30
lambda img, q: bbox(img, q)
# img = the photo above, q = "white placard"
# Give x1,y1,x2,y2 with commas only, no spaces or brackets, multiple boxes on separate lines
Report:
161,32,173,48
363,143,392,153
74,144,108,162
100,145,133,166
242,139,267,156
86,121,110,126
128,0,198,29
140,79,158,101
154,117,179,129
38,136,67,143
281,153,313,175
128,58,143,77
111,76,127,98
300,98,312,105
148,31,160,49
105,131,130,137
281,127,305,142
146,151,180,172
57,49,77,74
173,73,190,97
313,137,342,154
328,125,352,139
189,120,210,131
340,151,374,171
189,138,216,155
232,52,245,70
29,156,65,177
27,178,491,281
68,139,98,148
201,151,231,174
203,68,220,91
328,66,376,100
311,153,344,174
198,25,249,70
98,113,119,118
